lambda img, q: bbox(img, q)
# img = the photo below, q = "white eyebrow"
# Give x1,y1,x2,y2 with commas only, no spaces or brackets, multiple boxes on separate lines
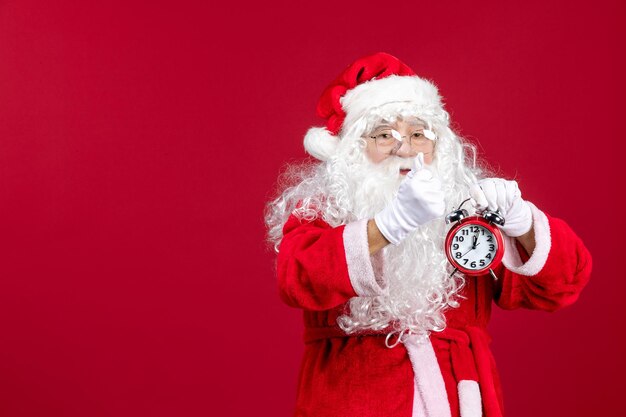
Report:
407,122,426,128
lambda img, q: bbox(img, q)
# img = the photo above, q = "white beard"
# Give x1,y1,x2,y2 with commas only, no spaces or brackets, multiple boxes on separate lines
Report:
265,119,482,337
337,155,464,337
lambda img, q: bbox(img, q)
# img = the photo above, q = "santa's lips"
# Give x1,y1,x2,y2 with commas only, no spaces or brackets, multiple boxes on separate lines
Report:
399,168,412,175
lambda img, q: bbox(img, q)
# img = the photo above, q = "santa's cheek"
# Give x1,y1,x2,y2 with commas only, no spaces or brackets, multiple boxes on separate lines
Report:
373,155,389,164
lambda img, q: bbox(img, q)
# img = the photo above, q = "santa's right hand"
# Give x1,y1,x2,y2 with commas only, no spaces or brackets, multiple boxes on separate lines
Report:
374,153,446,245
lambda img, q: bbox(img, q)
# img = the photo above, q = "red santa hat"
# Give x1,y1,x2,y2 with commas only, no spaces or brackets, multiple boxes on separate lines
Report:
304,52,444,161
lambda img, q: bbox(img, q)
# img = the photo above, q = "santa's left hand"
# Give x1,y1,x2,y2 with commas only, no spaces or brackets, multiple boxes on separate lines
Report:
469,178,532,237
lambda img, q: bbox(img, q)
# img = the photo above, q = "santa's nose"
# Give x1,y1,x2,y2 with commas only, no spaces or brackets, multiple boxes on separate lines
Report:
394,139,416,158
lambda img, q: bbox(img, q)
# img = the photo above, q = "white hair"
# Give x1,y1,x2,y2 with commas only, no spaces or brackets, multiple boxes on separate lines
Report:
265,102,492,339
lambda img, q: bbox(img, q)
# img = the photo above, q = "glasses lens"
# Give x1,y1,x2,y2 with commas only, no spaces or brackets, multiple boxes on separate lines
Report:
372,132,399,154
370,130,433,155
410,133,430,148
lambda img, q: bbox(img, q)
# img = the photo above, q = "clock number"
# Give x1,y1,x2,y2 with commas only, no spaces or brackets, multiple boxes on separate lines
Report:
448,224,500,271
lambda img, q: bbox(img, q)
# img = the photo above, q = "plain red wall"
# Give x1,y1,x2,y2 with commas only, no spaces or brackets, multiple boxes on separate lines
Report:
0,1,624,416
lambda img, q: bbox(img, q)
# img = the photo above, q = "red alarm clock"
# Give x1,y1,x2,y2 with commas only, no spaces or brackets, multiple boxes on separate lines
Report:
444,206,505,280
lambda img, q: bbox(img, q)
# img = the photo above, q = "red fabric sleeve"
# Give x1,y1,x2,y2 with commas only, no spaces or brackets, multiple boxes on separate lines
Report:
494,214,592,311
276,214,358,310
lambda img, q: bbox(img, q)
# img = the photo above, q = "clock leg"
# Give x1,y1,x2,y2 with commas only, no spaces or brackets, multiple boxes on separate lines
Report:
489,268,499,281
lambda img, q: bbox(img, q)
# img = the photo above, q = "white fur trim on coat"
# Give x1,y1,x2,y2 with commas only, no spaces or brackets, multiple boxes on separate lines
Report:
458,380,482,417
404,335,452,417
303,127,340,161
501,202,551,276
340,75,442,132
343,219,388,297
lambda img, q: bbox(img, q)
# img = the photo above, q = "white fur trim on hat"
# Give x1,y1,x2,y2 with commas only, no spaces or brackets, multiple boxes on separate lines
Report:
340,75,442,132
303,127,340,161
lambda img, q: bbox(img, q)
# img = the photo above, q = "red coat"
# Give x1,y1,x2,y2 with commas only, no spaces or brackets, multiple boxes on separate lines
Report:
276,203,592,417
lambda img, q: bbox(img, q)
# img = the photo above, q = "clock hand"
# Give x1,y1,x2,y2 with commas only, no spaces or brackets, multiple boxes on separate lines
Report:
460,234,482,258
460,245,476,258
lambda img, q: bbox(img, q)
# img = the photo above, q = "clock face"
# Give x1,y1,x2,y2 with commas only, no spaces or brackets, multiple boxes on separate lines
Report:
449,224,499,271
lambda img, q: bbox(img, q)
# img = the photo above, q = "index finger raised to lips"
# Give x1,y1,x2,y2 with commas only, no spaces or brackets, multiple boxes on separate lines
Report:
412,152,425,171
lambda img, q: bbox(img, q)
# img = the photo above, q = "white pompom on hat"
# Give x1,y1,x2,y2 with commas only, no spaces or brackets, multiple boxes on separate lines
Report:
303,127,341,161
303,52,443,161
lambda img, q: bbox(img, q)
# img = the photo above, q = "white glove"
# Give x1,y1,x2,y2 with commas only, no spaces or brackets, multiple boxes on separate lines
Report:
469,178,532,237
374,153,446,245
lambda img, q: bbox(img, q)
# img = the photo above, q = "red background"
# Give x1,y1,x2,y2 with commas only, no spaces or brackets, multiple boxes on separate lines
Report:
0,1,624,416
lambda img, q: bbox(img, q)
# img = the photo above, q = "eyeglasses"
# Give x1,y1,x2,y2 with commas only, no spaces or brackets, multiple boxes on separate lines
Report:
366,129,435,155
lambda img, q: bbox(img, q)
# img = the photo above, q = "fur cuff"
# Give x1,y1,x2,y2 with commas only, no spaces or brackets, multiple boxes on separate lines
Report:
342,219,388,297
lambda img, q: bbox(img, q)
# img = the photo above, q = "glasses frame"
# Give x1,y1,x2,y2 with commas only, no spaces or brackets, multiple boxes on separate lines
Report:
366,129,434,156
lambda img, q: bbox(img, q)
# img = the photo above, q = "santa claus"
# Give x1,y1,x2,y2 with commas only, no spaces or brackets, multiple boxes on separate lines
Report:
265,52,592,417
